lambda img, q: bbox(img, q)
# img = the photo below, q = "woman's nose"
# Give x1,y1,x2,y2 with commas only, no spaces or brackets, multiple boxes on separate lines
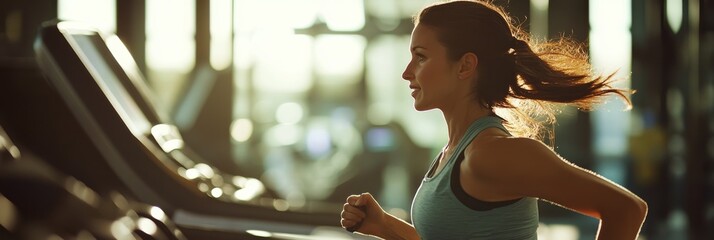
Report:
402,64,413,80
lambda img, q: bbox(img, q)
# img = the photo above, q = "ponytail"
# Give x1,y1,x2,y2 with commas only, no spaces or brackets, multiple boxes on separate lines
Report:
498,35,631,141
509,37,630,110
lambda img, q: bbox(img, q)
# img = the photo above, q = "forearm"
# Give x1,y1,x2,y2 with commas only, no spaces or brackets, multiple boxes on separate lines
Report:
374,213,420,240
596,206,647,240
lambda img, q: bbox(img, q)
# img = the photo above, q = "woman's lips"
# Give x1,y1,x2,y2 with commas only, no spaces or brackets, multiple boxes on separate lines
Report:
410,88,420,97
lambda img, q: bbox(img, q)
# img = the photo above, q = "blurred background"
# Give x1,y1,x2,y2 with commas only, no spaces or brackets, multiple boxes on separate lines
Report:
1,0,712,239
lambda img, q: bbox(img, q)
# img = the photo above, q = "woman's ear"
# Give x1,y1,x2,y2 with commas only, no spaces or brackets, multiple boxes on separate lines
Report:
458,52,478,80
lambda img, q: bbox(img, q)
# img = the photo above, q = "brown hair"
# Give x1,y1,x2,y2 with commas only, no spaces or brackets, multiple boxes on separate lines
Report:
415,0,631,142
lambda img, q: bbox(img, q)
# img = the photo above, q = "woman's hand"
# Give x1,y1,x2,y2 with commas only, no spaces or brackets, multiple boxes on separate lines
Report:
340,192,386,236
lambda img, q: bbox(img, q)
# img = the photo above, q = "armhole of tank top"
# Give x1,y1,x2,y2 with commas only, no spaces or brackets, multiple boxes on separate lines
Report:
425,151,442,179
450,152,522,211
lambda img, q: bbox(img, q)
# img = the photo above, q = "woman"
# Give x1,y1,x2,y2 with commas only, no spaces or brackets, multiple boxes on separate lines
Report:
339,1,647,239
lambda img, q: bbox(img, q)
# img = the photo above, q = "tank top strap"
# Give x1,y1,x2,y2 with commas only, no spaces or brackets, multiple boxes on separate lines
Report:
449,116,508,162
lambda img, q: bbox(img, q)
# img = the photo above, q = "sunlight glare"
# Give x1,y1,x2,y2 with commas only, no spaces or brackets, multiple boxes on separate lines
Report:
252,31,313,93
58,0,116,33
315,35,366,86
319,0,365,31
230,118,254,142
145,0,195,73
137,218,157,235
210,0,233,70
666,0,683,33
276,102,305,125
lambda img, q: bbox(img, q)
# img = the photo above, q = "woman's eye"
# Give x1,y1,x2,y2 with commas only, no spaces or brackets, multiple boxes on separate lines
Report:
415,54,426,62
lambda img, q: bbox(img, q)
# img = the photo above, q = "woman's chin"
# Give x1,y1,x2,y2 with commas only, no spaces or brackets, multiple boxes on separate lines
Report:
413,102,433,111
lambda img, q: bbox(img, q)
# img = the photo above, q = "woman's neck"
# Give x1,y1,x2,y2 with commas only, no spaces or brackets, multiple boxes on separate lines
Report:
440,101,492,150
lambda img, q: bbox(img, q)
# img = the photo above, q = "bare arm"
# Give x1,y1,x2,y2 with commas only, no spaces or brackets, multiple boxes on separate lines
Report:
341,193,420,240
468,138,647,240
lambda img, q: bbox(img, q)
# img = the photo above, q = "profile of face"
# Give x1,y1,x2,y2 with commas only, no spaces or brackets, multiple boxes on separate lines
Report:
402,24,475,112
405,1,519,111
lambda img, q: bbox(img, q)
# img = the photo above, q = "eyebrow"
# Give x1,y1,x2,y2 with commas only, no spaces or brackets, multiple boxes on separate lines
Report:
411,46,426,52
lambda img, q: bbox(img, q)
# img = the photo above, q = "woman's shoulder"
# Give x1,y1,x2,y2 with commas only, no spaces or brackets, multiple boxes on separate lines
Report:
468,131,548,156
464,134,554,173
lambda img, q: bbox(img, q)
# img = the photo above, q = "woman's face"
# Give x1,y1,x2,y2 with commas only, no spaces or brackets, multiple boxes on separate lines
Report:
402,24,462,111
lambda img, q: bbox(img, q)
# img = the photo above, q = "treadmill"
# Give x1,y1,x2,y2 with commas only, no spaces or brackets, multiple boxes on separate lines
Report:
33,20,361,239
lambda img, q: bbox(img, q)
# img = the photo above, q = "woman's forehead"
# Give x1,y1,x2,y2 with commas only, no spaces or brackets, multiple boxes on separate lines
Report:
410,24,442,51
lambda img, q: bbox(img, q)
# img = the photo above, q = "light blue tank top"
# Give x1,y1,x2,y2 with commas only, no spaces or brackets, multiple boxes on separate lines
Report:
411,116,539,239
